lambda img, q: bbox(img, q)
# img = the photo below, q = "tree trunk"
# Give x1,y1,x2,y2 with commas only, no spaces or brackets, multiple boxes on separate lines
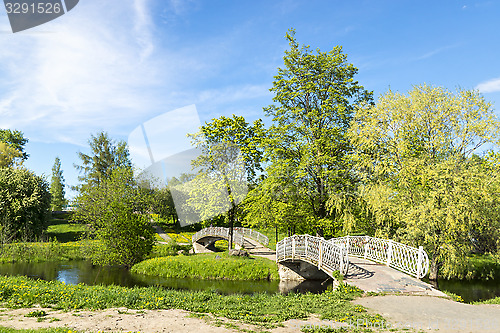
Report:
275,226,278,243
228,209,234,250
429,256,439,280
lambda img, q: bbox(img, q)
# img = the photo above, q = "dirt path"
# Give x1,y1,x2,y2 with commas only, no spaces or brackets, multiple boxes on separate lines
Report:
0,307,344,333
353,295,500,332
2,296,499,332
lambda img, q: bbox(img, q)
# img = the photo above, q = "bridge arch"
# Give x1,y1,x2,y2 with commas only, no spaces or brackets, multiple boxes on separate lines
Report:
191,227,269,252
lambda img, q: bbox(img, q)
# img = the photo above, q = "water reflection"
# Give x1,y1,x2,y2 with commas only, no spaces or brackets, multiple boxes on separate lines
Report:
426,278,500,303
0,260,330,295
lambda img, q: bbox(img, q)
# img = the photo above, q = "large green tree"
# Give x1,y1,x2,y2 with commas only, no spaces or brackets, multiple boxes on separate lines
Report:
50,157,67,211
197,115,266,184
0,129,28,167
73,167,154,267
350,84,500,279
182,136,247,249
248,29,372,236
75,131,131,190
0,167,51,242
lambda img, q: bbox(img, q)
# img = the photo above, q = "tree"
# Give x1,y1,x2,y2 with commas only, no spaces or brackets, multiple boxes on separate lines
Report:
198,115,266,184
0,167,51,242
73,167,154,267
349,84,500,279
50,157,67,211
251,29,372,236
183,133,247,249
75,131,131,190
0,142,22,168
0,129,29,162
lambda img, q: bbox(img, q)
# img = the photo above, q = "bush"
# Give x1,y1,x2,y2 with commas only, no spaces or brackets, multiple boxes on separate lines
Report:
0,167,51,242
73,167,154,267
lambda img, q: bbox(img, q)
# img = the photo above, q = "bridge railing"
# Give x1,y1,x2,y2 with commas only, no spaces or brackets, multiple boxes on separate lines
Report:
234,227,269,246
330,236,429,279
276,234,349,276
192,227,245,247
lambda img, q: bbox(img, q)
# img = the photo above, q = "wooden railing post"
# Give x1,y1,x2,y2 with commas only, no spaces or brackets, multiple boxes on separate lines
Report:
346,235,350,254
417,246,423,279
292,237,296,259
386,240,393,267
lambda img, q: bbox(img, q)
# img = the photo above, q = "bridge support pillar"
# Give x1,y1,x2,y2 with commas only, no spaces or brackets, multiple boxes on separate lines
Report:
278,261,330,281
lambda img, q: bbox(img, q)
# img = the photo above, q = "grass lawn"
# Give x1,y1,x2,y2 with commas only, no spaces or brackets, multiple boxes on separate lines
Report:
0,274,380,331
131,251,279,280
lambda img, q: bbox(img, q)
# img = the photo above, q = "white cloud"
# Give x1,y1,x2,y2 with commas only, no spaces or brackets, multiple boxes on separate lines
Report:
415,43,461,61
0,0,163,144
476,77,500,93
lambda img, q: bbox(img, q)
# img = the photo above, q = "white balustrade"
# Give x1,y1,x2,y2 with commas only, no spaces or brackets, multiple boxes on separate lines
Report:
192,227,245,247
276,234,349,276
330,236,429,279
233,227,269,246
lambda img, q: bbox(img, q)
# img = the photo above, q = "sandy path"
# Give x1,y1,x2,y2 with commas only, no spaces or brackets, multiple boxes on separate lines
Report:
353,295,500,332
0,307,345,333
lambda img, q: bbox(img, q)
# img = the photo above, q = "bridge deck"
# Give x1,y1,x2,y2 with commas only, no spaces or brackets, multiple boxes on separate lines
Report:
344,257,445,296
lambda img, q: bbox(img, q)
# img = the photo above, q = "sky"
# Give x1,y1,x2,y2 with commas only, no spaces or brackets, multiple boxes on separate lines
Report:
1,0,500,200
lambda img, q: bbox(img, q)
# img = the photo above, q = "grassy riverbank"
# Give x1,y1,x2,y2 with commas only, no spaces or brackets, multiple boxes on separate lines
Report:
0,274,379,331
0,241,89,263
131,252,280,280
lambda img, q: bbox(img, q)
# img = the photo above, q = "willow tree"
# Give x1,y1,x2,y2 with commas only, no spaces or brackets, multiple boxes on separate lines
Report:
350,84,500,279
256,29,372,237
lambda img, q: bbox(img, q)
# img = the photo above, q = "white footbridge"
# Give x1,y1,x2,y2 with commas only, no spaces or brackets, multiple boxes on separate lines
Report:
277,235,429,279
192,226,269,251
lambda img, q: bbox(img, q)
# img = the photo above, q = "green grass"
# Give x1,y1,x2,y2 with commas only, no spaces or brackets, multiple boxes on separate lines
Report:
0,274,378,330
462,253,500,280
131,252,279,280
45,220,87,243
214,239,228,251
0,240,90,263
476,296,500,305
148,240,191,258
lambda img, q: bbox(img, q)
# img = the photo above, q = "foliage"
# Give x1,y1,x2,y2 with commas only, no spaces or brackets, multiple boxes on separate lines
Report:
183,135,247,247
476,296,500,305
349,84,500,279
0,128,29,163
0,141,23,167
131,252,279,280
49,157,67,211
0,167,51,242
456,253,500,280
147,186,178,224
0,274,378,330
245,29,372,237
198,115,266,184
74,131,131,190
73,167,154,267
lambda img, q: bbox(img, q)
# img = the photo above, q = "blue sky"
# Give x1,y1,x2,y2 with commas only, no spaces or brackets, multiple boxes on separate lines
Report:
1,0,500,199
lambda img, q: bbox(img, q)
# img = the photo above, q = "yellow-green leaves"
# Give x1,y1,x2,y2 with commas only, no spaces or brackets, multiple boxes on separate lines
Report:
350,84,500,279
